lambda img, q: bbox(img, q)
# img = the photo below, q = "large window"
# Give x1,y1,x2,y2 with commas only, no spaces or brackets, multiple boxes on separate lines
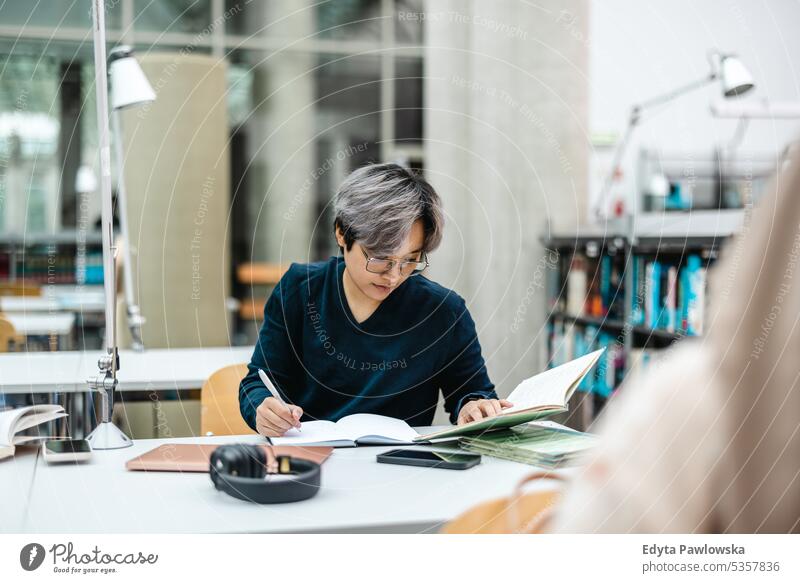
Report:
0,0,424,262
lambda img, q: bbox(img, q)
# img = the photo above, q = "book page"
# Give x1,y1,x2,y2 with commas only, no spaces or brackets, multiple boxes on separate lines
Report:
0,408,26,445
414,409,559,442
335,413,419,443
504,349,604,413
0,405,63,445
14,411,68,434
414,350,605,443
268,420,349,446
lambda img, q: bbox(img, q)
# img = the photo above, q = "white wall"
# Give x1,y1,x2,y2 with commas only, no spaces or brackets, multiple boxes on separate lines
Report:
425,0,589,417
590,0,800,215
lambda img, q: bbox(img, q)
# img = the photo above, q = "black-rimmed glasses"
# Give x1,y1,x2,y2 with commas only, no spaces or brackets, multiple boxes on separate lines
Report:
361,247,428,277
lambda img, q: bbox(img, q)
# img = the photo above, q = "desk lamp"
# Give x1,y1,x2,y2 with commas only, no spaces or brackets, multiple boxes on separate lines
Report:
108,45,156,352
595,50,755,219
86,0,131,449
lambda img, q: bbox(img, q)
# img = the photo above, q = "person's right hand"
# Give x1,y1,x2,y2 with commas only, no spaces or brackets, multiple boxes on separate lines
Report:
255,397,303,437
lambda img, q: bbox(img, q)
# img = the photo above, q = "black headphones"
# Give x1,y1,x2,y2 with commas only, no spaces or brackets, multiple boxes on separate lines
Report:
209,444,321,504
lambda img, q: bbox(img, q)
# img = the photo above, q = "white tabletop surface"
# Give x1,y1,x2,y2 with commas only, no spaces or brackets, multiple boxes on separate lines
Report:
77,347,253,391
1,294,106,314
0,351,87,393
1,296,59,312
0,346,252,394
0,431,564,534
4,312,75,336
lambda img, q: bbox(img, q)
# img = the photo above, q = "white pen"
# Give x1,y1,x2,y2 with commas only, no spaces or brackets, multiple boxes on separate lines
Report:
258,369,301,432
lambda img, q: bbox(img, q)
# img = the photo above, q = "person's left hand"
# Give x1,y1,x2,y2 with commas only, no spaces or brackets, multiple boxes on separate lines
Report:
457,398,513,425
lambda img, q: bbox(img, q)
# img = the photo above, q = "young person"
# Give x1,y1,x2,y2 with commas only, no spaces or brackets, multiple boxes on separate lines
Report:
239,163,511,437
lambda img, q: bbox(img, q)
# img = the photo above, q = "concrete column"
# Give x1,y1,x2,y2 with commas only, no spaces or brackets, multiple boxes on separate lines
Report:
120,53,231,348
425,0,589,398
250,0,315,263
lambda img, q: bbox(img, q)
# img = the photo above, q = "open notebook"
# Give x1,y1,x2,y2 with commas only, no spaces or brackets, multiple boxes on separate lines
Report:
269,413,420,447
1,404,67,460
414,348,605,442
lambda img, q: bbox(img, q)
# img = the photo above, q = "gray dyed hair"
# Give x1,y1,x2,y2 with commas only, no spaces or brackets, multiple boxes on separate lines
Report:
334,163,444,256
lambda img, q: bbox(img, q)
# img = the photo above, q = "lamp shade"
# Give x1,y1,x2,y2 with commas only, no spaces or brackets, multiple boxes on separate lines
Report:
719,55,754,97
648,173,670,198
75,165,97,194
108,46,156,110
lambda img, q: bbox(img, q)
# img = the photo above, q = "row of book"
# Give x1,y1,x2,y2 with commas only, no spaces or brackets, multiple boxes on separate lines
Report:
548,319,625,398
548,251,708,336
0,250,104,285
550,253,626,320
630,255,706,335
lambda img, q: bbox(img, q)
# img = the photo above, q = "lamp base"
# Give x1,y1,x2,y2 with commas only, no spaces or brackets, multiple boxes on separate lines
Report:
87,421,133,450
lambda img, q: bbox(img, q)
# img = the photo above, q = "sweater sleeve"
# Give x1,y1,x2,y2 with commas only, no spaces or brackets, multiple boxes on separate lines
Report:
438,296,497,424
238,266,303,432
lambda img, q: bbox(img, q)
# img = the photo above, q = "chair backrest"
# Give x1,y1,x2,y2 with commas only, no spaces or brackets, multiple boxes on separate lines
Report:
236,262,288,286
0,281,42,297
0,315,20,352
235,263,288,322
200,363,254,436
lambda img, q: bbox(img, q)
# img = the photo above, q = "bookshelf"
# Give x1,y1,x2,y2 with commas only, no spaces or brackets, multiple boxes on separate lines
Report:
0,231,104,286
543,209,745,428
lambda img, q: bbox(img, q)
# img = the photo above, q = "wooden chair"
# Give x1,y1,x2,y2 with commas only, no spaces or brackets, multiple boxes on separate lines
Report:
200,363,255,436
236,263,288,321
0,281,42,297
0,314,24,352
236,262,288,286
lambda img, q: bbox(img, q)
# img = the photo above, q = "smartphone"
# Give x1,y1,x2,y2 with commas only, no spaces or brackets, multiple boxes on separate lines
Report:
42,439,92,464
376,448,481,470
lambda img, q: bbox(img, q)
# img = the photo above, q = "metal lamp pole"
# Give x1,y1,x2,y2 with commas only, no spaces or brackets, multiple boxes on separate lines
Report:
86,0,132,449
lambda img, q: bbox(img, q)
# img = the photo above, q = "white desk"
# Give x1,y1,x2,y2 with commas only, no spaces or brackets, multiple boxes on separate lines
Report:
0,432,558,533
4,313,75,337
0,293,106,314
0,347,252,394
0,351,86,393
0,347,252,438
76,347,253,392
1,296,59,312
0,445,40,531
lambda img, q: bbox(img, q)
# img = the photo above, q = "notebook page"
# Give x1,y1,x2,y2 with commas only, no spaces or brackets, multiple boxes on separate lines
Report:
335,413,419,443
268,420,347,446
504,349,604,413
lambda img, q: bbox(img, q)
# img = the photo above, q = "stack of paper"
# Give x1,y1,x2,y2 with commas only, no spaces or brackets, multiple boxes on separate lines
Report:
459,423,598,468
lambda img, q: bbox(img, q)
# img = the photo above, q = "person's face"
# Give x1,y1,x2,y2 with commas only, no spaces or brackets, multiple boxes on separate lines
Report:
336,219,426,302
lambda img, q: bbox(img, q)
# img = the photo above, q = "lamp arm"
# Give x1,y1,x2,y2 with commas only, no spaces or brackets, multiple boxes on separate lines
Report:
86,0,132,449
111,109,145,351
595,112,638,219
594,72,717,218
91,0,118,370
636,72,717,113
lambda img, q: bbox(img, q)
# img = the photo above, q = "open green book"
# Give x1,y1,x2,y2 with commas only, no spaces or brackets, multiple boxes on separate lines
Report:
460,422,598,467
413,348,604,442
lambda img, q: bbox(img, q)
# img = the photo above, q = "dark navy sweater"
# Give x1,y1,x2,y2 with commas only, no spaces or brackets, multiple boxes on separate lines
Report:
239,256,497,431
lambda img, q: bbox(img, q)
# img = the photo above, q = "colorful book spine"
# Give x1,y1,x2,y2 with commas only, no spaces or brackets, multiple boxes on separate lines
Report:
683,255,701,335
566,256,587,316
631,257,644,325
688,267,706,336
665,266,678,332
600,256,611,316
